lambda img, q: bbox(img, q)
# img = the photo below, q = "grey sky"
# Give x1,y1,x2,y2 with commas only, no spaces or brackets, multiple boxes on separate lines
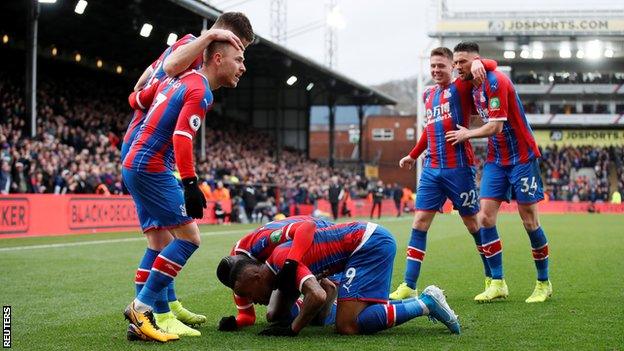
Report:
211,0,624,85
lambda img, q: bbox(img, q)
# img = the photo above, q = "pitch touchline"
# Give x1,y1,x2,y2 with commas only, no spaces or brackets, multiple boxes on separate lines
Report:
0,217,411,252
0,229,246,252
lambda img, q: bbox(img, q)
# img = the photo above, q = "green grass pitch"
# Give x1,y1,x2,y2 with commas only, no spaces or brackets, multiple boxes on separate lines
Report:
1,213,623,350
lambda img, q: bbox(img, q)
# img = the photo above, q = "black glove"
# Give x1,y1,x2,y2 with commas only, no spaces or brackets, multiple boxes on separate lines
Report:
258,322,298,337
218,315,239,331
276,259,299,294
182,177,207,219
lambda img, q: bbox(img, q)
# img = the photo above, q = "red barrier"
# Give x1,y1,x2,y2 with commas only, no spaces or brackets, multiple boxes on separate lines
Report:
312,199,624,219
313,199,402,218
0,195,231,238
1,195,621,238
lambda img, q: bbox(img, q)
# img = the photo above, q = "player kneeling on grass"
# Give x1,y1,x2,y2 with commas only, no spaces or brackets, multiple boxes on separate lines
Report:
223,221,461,336
214,216,335,331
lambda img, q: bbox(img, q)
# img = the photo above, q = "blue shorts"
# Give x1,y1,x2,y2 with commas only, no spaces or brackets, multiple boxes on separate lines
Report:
480,159,544,204
122,168,193,232
337,223,396,304
415,167,479,216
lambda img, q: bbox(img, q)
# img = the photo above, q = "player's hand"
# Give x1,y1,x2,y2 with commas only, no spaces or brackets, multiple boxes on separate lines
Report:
182,177,207,219
206,29,245,51
399,155,416,169
445,124,470,146
218,315,239,331
471,59,486,86
258,322,298,337
276,259,299,294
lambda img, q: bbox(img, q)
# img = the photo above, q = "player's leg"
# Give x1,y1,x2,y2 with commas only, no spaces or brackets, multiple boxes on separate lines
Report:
390,168,442,300
511,160,552,302
122,168,178,342
143,222,202,336
129,172,202,337
474,163,510,302
440,167,491,283
341,226,459,334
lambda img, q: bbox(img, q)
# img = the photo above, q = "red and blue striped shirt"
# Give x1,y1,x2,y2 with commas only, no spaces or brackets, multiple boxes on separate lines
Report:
123,70,213,173
121,34,203,161
472,71,541,166
266,222,376,290
232,216,334,262
422,80,476,168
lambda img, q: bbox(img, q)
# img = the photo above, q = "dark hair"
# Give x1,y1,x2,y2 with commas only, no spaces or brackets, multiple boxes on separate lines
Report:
213,12,255,44
228,256,260,288
430,47,453,61
216,256,237,288
453,42,480,53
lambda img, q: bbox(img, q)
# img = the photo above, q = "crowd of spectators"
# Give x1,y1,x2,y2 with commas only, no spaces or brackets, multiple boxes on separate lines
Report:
513,71,624,85
538,145,618,202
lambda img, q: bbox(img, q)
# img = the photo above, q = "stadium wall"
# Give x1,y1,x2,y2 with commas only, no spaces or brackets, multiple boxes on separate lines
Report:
1,195,622,238
0,195,231,238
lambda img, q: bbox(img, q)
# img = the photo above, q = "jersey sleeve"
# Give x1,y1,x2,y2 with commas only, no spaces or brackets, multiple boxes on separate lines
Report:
408,129,428,159
481,58,497,71
422,87,432,104
172,80,211,179
484,73,510,122
294,264,315,292
285,221,316,262
128,82,159,111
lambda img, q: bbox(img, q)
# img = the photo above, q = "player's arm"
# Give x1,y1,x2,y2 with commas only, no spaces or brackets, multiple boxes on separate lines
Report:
260,272,326,336
173,87,210,218
277,221,317,293
400,129,427,170
133,65,154,92
471,58,497,86
163,29,245,77
127,82,159,111
446,77,508,145
291,277,326,333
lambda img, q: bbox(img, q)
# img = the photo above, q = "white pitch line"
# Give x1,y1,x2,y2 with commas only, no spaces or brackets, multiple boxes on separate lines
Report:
0,229,246,252
0,216,413,253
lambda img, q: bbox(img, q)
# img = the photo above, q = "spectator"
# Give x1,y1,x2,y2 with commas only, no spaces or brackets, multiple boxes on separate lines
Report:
392,183,403,217
328,176,343,220
0,160,11,194
370,180,384,219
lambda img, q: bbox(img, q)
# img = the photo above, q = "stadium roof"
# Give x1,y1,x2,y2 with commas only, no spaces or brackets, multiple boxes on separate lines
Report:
0,0,396,106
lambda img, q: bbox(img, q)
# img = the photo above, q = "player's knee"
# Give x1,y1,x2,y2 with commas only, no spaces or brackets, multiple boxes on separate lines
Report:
479,212,496,228
412,215,431,231
518,206,540,231
521,217,539,231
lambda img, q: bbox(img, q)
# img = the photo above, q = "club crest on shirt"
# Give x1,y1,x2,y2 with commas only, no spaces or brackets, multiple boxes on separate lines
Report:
443,89,452,99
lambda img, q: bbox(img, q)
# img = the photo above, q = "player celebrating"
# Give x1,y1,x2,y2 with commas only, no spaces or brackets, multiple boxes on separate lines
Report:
389,47,498,300
225,221,461,336
446,42,551,303
215,215,335,331
122,13,250,340
122,15,254,342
